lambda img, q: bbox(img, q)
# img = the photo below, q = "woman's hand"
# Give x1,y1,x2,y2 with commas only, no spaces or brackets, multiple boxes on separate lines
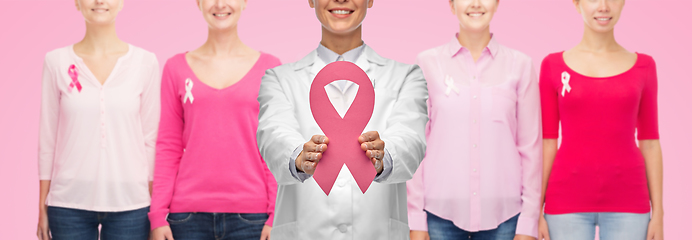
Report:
538,214,550,240
260,225,272,240
295,135,329,175
410,230,429,240
36,205,50,240
646,214,663,240
151,226,174,240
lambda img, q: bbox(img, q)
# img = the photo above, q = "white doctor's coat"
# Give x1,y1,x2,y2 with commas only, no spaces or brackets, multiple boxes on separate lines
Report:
257,46,428,240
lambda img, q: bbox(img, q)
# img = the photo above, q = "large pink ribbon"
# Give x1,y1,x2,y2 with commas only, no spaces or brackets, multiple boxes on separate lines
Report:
309,61,376,195
68,65,83,93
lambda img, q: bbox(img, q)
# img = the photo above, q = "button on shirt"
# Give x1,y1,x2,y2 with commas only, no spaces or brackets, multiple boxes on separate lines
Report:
38,45,160,211
288,44,393,182
407,35,543,237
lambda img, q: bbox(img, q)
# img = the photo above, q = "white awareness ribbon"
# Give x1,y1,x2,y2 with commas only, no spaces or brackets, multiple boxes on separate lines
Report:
184,78,194,104
445,75,460,96
561,71,572,97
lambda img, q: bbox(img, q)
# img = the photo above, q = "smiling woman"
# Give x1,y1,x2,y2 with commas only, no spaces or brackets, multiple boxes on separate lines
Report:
539,0,665,240
147,0,281,240
256,0,428,239
36,0,160,240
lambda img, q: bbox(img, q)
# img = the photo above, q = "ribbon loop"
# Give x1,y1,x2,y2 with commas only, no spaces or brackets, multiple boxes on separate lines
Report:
68,65,83,93
309,61,376,195
184,78,194,104
444,75,460,96
561,71,571,97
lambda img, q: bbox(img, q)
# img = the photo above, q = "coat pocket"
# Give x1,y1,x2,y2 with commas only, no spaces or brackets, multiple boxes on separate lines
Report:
388,219,410,240
270,221,299,240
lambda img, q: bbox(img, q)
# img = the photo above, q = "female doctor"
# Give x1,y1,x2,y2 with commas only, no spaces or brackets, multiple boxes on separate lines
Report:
256,0,428,239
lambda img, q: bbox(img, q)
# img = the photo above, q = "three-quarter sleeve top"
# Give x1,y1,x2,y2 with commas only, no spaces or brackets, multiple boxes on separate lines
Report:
39,45,161,211
539,52,659,214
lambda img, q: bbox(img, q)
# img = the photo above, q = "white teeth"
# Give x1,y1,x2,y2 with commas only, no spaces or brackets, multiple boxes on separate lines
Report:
214,13,229,17
332,10,351,15
468,13,483,17
596,17,611,21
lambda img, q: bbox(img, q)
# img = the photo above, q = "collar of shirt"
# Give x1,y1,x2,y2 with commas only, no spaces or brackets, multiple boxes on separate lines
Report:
316,43,366,64
448,33,499,59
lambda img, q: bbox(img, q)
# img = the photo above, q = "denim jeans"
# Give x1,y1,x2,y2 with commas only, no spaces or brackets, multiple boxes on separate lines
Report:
545,212,650,240
47,206,150,240
167,212,268,240
427,211,519,240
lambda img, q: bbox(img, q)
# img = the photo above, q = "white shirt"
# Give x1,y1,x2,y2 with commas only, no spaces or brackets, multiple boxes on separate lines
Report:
39,45,160,211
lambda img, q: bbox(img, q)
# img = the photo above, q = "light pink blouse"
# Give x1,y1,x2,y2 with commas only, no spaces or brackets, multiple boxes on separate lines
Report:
407,36,543,237
39,45,160,211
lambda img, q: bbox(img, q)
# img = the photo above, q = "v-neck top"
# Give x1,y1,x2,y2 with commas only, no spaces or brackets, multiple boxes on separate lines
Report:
39,45,161,211
149,52,281,229
539,52,659,214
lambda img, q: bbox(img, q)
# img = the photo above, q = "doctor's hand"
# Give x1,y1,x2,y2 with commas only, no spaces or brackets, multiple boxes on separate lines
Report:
410,230,430,240
296,135,329,175
359,131,385,174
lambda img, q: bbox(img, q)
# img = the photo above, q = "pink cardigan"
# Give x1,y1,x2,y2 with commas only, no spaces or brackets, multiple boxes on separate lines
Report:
149,52,281,230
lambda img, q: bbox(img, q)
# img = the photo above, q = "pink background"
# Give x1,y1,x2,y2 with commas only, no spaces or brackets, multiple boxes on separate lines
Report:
1,0,690,239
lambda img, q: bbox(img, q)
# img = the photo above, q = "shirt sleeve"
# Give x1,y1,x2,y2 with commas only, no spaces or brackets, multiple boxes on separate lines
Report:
374,64,428,184
38,54,59,180
262,156,278,226
636,57,660,140
148,60,184,230
540,56,560,139
257,68,309,185
514,58,543,238
406,97,432,231
140,55,161,181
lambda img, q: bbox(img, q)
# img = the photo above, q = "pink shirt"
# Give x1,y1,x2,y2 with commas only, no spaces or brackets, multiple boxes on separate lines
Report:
149,53,281,229
39,45,160,211
540,52,658,214
407,36,543,237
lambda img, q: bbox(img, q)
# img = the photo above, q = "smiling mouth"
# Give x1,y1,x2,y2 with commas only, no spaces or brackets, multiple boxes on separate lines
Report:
330,10,354,15
213,13,231,17
595,17,613,21
92,8,109,12
467,13,485,17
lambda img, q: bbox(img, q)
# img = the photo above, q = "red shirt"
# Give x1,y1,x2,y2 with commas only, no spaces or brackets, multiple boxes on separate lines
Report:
539,52,659,214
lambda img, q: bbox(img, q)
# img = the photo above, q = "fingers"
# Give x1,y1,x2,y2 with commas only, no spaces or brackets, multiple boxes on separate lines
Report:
360,140,384,151
371,157,383,172
165,231,175,240
358,131,380,143
310,135,328,145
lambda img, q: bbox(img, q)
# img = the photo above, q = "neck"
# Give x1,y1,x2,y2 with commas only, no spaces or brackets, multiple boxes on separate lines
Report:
320,26,364,55
78,22,123,54
457,27,492,56
578,26,620,53
200,26,246,56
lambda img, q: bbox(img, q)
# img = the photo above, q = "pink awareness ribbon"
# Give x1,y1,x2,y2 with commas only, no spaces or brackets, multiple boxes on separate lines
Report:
68,65,83,93
309,61,376,195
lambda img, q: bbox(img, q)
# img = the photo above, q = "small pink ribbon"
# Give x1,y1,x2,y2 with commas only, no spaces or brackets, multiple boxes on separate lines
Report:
310,61,376,195
68,65,83,93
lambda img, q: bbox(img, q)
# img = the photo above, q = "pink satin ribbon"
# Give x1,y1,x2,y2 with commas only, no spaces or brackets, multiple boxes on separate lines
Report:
68,64,83,93
309,61,376,195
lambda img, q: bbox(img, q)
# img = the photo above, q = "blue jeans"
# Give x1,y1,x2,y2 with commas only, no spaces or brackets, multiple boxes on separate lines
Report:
545,212,650,240
167,212,268,240
47,206,150,240
427,211,519,240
